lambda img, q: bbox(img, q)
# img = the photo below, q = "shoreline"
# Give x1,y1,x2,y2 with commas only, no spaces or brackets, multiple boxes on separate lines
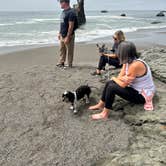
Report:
1,27,166,55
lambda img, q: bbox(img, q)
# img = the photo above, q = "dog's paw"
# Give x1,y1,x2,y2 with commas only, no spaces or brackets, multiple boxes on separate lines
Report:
70,106,74,110
73,109,78,114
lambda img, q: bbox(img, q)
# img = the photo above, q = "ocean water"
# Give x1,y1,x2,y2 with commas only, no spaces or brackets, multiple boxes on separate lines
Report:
0,10,166,47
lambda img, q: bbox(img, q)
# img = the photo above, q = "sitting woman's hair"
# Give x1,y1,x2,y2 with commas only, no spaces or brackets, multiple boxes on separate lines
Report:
117,41,138,64
115,30,125,41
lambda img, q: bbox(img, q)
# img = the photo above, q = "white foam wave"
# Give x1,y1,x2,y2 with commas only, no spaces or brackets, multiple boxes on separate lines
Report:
0,18,60,27
1,25,166,47
32,18,60,22
0,23,14,26
0,38,58,47
76,25,166,43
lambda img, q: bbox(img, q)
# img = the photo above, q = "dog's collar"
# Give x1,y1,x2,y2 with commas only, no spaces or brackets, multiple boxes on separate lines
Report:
73,91,77,101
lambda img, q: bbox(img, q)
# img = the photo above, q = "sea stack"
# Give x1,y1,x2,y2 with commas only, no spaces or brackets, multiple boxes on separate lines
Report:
73,0,86,26
156,11,165,17
121,13,126,17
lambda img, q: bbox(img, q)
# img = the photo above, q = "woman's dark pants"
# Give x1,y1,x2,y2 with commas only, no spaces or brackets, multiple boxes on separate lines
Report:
101,80,145,109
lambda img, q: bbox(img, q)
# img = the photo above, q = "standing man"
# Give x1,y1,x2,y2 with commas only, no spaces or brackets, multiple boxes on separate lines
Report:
57,0,78,68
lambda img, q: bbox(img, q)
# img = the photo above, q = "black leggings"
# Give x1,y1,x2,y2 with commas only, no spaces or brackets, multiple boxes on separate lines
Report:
97,56,121,70
101,80,145,109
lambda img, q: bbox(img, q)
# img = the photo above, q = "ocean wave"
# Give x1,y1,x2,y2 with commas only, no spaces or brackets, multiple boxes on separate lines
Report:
0,38,57,47
15,19,59,25
0,18,60,27
76,25,166,43
32,18,60,22
0,23,14,26
1,25,166,47
86,15,134,20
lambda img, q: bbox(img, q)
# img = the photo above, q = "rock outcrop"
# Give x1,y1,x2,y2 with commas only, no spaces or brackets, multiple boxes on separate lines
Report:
120,13,126,17
156,11,165,17
73,0,86,26
151,21,162,24
101,10,109,13
96,48,166,165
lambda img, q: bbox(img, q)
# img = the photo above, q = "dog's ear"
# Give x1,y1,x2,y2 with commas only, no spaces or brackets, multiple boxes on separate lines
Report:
62,91,68,99
64,91,68,95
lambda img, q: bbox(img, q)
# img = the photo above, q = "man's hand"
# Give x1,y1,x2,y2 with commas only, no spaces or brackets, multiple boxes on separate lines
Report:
58,34,61,40
64,36,70,44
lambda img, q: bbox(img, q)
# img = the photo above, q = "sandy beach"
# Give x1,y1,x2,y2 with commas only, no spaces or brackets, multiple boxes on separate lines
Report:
0,28,166,165
0,43,131,166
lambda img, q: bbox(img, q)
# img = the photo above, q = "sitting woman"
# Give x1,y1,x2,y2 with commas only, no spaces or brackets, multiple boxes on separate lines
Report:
91,30,125,75
89,41,155,120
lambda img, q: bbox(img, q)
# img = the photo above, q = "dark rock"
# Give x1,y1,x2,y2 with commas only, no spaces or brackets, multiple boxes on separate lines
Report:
156,12,165,17
151,21,162,24
120,13,126,17
95,48,166,166
101,10,108,13
73,0,86,26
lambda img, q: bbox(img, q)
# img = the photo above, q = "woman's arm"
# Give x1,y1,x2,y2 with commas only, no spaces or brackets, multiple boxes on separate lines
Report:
103,53,117,58
112,63,137,88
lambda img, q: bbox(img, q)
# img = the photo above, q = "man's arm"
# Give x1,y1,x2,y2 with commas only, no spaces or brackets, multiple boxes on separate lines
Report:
64,21,74,44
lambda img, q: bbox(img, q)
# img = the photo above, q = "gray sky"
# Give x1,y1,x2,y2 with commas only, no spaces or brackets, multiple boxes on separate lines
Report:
0,0,166,11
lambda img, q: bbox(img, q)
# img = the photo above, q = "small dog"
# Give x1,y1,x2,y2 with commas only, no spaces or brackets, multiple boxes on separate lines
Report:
62,85,91,114
96,43,115,54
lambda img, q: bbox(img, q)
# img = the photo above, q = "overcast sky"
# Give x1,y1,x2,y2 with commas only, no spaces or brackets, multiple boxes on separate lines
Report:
0,0,166,11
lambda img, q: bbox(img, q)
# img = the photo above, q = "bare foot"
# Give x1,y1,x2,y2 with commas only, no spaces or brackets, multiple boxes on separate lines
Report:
91,109,109,120
88,104,103,110
89,100,104,110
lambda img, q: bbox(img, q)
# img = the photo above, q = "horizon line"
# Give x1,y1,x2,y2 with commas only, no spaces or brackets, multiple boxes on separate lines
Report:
0,9,163,12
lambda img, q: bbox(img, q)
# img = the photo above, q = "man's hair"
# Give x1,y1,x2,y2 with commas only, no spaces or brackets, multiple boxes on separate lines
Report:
117,41,138,64
59,0,70,3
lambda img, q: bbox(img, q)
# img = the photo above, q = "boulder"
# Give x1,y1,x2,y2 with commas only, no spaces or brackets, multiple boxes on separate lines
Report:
95,48,166,166
101,10,108,13
120,13,126,17
151,21,162,24
156,12,165,17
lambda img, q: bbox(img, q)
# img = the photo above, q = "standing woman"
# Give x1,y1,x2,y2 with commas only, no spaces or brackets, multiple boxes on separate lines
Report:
91,30,125,75
89,41,155,120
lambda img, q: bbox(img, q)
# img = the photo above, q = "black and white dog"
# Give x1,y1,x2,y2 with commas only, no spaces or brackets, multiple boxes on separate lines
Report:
62,85,91,114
